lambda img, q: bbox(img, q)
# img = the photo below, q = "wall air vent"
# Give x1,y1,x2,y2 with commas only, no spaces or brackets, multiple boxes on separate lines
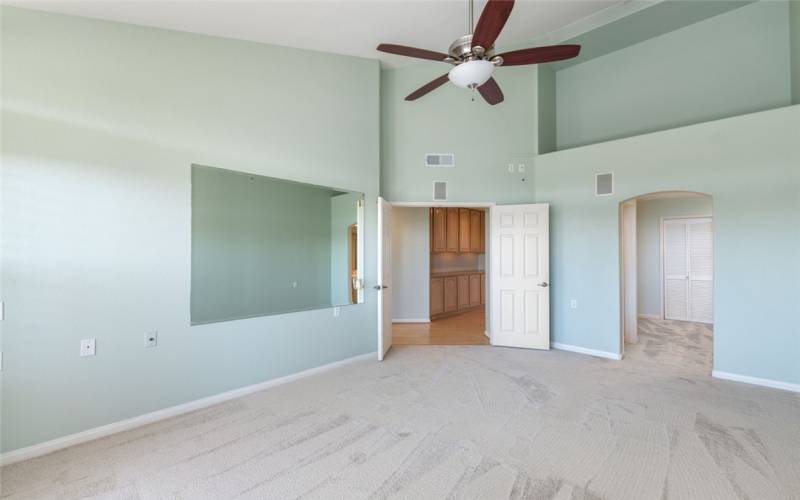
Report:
433,181,447,201
425,153,455,168
595,172,614,196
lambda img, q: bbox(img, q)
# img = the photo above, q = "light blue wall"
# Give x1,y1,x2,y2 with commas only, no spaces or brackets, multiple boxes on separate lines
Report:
380,63,537,203
792,0,800,104
635,195,713,318
556,1,792,149
534,105,800,385
330,192,361,306
1,7,379,452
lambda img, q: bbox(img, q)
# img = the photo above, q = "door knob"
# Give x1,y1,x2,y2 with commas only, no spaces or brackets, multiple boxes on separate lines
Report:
373,285,389,290
537,282,549,287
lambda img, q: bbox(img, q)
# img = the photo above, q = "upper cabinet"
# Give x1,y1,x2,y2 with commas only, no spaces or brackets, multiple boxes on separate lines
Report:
431,207,447,252
430,208,485,254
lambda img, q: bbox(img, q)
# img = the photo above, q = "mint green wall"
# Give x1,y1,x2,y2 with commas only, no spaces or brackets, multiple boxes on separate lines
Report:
380,63,537,203
191,166,342,324
534,105,800,385
635,195,713,318
330,192,361,306
556,1,792,150
792,0,800,103
536,66,557,155
0,7,379,452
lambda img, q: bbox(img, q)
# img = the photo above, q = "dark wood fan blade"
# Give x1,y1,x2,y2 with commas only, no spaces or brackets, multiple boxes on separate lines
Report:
472,0,515,51
405,74,450,101
478,77,504,105
377,44,449,62
497,45,581,66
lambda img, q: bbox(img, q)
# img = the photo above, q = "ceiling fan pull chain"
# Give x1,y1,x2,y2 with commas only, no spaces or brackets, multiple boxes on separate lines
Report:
469,0,474,35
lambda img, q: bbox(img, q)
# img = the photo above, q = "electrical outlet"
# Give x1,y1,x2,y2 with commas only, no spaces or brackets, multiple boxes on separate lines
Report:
80,338,96,357
570,299,578,309
333,307,341,318
144,331,158,348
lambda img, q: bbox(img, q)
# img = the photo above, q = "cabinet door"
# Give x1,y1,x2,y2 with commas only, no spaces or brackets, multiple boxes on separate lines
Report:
470,210,481,252
431,208,446,252
430,277,444,316
480,273,485,305
469,273,481,307
457,274,470,309
459,208,471,252
479,211,485,253
446,208,460,252
444,277,458,312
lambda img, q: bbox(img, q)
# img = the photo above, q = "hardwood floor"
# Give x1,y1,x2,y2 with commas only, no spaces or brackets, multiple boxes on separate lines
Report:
393,308,488,345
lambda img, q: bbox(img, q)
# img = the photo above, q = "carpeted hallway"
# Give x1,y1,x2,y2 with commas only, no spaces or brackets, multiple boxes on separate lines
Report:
4,333,799,499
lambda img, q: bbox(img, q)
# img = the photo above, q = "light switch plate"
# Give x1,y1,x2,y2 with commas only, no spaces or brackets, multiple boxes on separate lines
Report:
518,164,526,173
80,338,96,357
333,307,341,317
570,299,578,309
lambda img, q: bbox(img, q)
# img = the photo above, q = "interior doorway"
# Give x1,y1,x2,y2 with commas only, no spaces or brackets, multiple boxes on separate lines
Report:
619,192,714,374
390,205,489,346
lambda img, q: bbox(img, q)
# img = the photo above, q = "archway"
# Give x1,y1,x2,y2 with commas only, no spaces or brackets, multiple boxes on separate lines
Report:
619,191,714,374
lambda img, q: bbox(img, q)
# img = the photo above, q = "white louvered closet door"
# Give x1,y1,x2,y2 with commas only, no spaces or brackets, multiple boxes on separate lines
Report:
663,218,713,323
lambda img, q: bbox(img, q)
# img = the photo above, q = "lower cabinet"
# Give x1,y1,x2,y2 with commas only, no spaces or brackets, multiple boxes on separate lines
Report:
431,271,485,319
430,277,444,316
443,277,459,313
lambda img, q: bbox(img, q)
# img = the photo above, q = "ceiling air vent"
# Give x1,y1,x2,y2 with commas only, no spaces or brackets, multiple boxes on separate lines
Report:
595,172,614,196
433,181,447,201
425,153,455,168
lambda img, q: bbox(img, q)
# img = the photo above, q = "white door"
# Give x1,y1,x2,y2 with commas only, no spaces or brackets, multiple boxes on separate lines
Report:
489,204,550,349
663,217,713,323
377,197,392,360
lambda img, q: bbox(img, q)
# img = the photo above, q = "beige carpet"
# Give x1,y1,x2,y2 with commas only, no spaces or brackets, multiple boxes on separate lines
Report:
2,321,799,499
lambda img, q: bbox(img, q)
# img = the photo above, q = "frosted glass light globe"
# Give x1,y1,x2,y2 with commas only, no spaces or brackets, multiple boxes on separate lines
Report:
448,60,494,89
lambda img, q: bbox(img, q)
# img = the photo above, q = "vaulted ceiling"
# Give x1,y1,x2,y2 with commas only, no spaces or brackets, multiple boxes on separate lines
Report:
8,1,621,67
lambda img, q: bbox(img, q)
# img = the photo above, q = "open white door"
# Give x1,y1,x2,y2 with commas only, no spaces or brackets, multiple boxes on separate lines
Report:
376,197,392,360
489,204,550,350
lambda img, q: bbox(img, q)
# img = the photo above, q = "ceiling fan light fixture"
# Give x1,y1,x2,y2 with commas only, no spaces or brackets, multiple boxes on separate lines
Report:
448,60,494,89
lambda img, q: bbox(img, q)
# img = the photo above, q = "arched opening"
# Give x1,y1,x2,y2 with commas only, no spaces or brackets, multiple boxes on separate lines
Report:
619,191,714,374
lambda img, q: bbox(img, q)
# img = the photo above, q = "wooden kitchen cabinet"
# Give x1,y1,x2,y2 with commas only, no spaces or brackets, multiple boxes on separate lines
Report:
469,273,481,307
470,210,481,252
431,208,446,252
430,277,444,316
446,208,460,252
430,271,485,319
479,211,485,253
457,275,470,309
459,209,471,252
429,208,485,254
443,277,458,313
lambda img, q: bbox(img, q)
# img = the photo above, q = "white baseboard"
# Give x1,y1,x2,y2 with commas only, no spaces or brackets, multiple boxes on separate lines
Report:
712,370,800,393
638,314,660,320
552,342,622,360
391,318,430,323
0,352,376,467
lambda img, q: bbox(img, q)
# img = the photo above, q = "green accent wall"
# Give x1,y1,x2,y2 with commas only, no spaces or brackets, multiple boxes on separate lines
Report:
555,1,792,150
380,63,537,203
534,105,800,385
1,7,379,453
792,0,800,103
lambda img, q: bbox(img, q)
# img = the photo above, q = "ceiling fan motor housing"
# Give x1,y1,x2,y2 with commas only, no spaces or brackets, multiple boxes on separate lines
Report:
448,34,496,63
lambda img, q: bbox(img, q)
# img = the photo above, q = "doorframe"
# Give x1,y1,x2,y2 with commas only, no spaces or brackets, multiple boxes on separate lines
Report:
660,215,713,323
380,201,496,351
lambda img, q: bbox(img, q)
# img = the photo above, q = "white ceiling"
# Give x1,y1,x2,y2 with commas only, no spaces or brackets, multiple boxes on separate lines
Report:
6,0,621,67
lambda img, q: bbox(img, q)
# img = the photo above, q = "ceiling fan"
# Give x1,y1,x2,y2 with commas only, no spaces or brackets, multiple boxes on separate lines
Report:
377,0,581,105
